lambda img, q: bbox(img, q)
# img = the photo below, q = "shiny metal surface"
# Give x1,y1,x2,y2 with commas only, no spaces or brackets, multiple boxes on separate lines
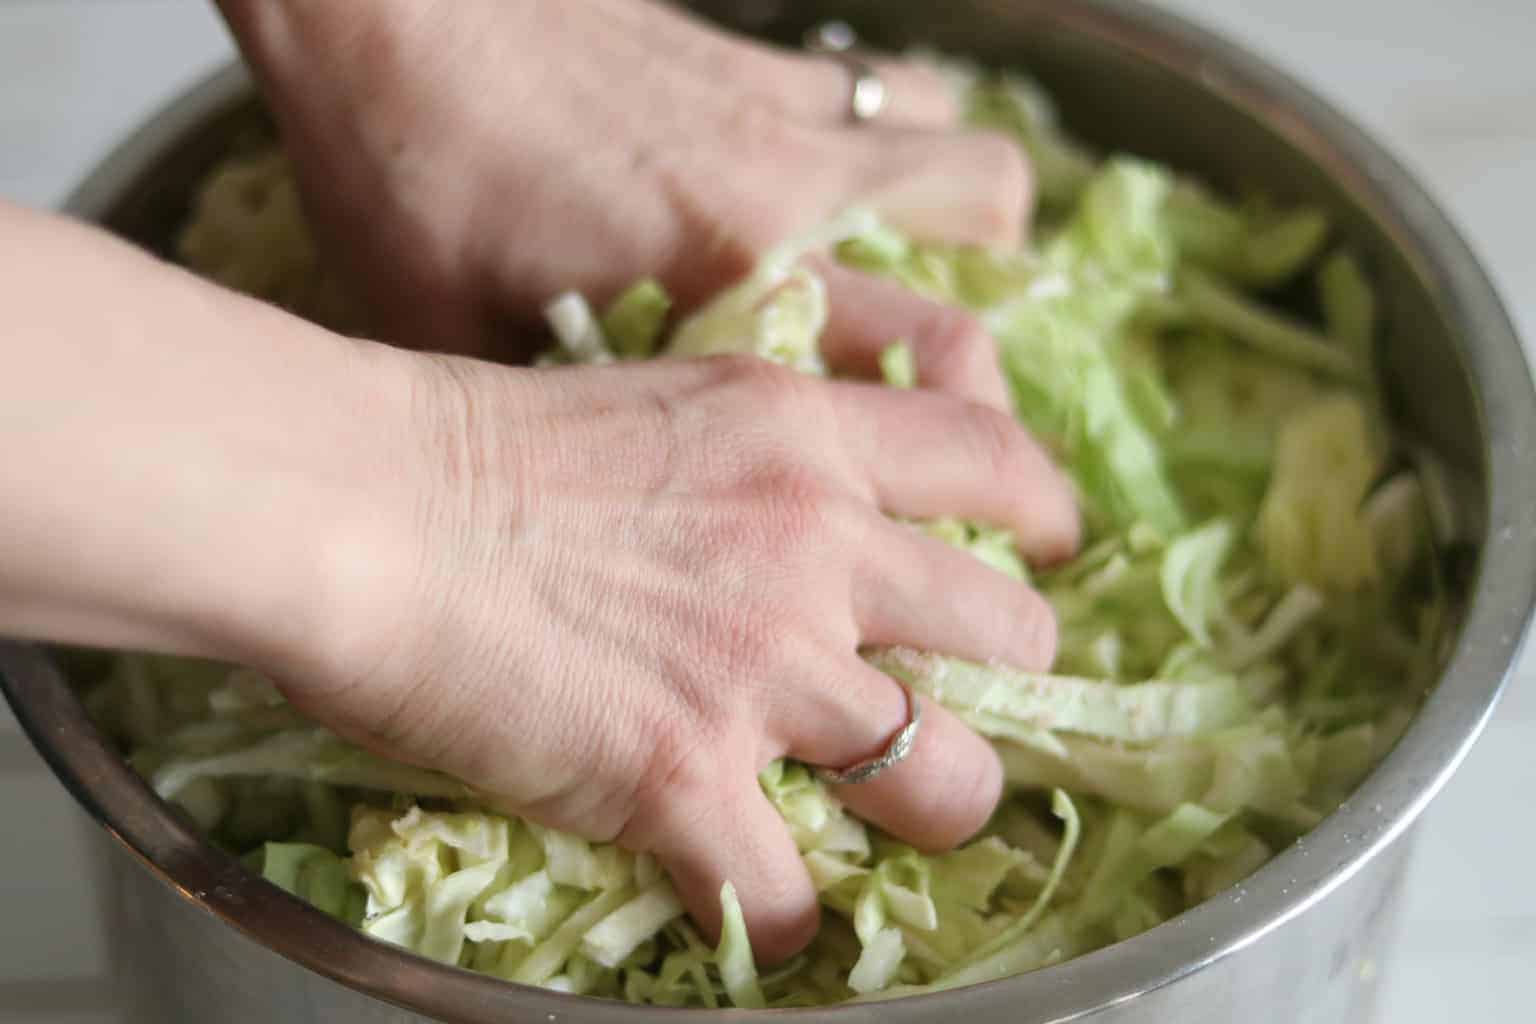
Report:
3,0,1535,1021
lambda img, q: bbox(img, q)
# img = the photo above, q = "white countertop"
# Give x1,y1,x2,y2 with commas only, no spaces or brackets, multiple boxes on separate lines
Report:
2,1,1532,1021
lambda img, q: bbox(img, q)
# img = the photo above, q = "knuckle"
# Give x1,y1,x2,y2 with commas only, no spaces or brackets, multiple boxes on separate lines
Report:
762,643,867,742
744,463,871,574
922,727,1004,846
716,607,793,687
755,455,832,528
690,459,850,586
753,892,822,964
745,357,811,406
965,404,1033,484
709,353,806,412
707,358,845,453
1042,491,1085,564
703,351,771,384
722,423,843,550
895,721,1003,851
1010,451,1083,565
945,745,1005,840
818,492,873,551
962,131,1032,240
902,62,962,120
1020,587,1060,670
919,308,997,387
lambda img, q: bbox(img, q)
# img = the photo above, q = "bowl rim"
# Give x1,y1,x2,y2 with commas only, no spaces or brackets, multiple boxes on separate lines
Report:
4,0,1535,1020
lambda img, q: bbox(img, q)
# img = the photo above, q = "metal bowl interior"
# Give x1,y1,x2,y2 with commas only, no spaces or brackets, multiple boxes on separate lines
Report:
3,1,1535,1021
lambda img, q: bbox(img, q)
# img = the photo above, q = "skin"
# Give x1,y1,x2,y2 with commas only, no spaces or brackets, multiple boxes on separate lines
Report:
0,0,1079,963
218,0,1031,405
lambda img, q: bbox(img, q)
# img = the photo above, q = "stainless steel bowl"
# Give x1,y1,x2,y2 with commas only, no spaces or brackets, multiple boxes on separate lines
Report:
3,1,1533,1021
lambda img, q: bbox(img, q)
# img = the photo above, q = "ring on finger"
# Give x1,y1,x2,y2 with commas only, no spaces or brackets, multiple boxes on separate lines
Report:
814,684,922,785
803,21,888,125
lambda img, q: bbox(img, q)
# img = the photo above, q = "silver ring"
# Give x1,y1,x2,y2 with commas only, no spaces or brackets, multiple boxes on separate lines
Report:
804,21,888,124
815,686,922,785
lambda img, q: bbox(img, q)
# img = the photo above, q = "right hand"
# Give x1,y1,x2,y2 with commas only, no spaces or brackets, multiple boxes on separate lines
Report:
276,350,1079,962
217,0,1028,409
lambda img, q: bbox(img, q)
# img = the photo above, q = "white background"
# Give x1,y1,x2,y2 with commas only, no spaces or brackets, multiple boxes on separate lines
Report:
2,1,1532,1021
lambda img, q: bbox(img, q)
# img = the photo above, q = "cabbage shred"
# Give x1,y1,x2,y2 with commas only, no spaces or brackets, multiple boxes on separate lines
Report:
86,66,1457,1007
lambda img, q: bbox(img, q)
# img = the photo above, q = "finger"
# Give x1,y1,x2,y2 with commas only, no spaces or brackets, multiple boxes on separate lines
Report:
774,663,1004,851
646,778,820,965
826,382,1081,564
837,128,1033,248
784,53,960,127
853,519,1059,671
833,695,1004,852
646,4,958,127
813,258,1012,412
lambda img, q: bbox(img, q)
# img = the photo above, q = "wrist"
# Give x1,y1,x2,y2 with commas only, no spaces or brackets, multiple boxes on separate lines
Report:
259,346,541,704
0,204,426,686
208,338,427,685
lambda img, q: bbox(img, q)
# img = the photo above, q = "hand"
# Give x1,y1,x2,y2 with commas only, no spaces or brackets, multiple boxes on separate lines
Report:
277,351,1079,962
0,201,1076,963
217,0,1030,407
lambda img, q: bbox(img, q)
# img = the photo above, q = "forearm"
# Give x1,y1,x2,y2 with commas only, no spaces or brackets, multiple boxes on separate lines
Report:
0,201,416,674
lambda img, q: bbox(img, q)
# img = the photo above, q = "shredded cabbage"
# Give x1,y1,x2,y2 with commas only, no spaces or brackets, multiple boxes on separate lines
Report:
93,57,1461,1009
1258,395,1382,589
666,208,878,374
601,278,672,360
